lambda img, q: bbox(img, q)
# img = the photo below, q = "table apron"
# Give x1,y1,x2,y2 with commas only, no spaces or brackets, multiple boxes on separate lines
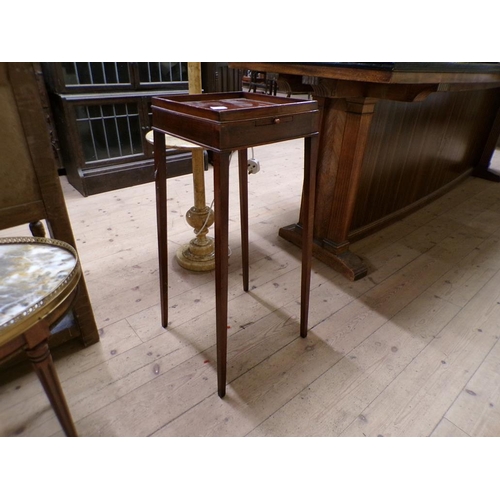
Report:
152,107,319,151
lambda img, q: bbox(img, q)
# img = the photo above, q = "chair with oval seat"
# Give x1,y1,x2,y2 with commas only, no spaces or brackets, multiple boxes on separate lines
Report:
0,236,81,436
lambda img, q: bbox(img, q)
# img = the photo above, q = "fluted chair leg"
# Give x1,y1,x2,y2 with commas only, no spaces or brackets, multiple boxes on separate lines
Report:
24,322,77,437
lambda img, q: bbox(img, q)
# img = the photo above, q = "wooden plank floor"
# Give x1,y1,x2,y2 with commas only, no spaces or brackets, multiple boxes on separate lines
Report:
1,141,500,437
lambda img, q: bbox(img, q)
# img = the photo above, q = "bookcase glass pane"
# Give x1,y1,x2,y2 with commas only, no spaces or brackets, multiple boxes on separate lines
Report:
62,63,130,86
137,62,188,83
75,103,142,162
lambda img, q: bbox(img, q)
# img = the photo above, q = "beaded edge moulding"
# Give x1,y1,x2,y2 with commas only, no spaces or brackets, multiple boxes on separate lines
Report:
0,236,80,332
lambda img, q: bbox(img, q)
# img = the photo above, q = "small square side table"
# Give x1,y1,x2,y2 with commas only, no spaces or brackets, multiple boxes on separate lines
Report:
152,92,319,397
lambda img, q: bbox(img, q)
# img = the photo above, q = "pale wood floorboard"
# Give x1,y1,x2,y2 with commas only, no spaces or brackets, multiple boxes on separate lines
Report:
1,141,500,437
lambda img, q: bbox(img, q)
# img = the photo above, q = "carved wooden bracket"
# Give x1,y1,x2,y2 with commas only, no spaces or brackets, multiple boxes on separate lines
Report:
275,73,312,96
301,75,438,103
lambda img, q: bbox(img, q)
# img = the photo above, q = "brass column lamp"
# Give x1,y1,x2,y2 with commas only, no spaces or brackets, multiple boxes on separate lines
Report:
148,62,215,271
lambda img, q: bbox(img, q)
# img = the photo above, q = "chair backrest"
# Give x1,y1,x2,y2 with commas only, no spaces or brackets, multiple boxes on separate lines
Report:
0,62,99,348
0,63,70,236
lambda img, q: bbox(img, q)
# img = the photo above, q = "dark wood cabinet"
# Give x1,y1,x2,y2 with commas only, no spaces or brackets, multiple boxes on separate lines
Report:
201,62,244,93
42,63,196,196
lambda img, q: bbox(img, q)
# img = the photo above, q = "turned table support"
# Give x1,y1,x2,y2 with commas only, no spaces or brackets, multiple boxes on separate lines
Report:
148,63,216,273
147,130,215,272
176,147,215,271
173,63,216,271
176,62,216,271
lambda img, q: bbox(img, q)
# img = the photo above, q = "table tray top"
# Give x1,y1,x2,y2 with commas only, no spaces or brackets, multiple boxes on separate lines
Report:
0,237,81,341
151,92,317,123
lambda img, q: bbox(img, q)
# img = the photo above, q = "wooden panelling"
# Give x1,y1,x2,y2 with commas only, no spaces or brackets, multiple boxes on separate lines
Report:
351,88,500,236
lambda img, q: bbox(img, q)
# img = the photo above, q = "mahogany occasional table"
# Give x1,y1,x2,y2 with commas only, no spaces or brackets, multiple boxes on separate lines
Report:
152,92,319,397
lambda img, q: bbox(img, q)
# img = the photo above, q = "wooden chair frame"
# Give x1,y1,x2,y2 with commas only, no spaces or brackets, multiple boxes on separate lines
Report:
0,62,99,350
